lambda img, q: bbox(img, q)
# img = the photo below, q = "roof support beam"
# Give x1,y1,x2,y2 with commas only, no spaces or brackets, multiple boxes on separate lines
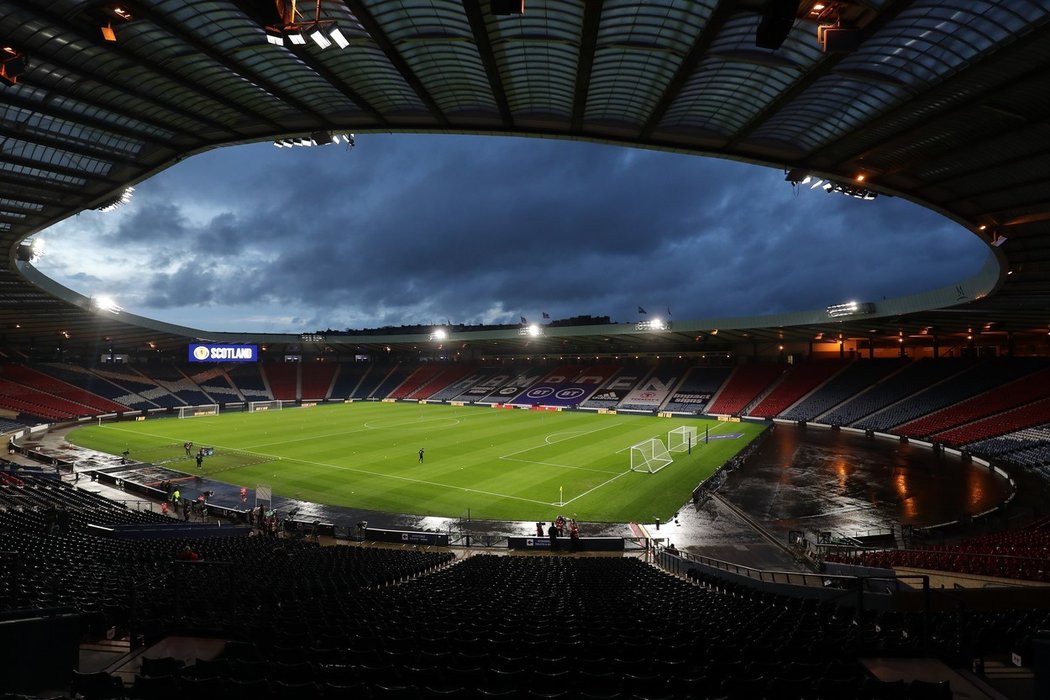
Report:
727,0,911,149
342,0,449,126
639,0,739,141
462,0,515,129
10,1,252,138
570,0,604,133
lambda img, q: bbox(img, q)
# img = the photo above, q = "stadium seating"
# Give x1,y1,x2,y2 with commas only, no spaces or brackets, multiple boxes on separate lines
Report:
37,363,155,411
262,363,298,401
326,363,370,399
386,365,445,400
0,376,96,420
371,365,417,399
138,365,215,406
226,364,271,402
896,366,1050,439
426,366,502,401
0,364,127,414
617,367,679,411
933,396,1050,447
856,359,1046,433
405,365,474,400
825,518,1050,583
749,361,849,418
821,357,973,428
662,366,732,413
781,358,908,422
184,365,243,405
706,364,786,416
92,365,185,409
351,364,399,399
300,363,338,401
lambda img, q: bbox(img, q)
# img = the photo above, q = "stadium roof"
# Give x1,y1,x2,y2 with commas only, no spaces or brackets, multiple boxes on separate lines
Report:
2,0,1050,358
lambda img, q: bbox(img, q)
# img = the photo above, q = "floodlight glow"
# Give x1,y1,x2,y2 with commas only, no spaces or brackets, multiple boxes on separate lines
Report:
265,31,284,46
330,27,349,49
432,329,448,340
93,295,122,314
310,29,332,49
826,301,873,318
635,318,668,331
528,324,541,337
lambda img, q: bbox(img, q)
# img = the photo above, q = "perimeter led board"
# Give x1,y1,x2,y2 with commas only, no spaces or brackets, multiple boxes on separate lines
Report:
188,343,258,362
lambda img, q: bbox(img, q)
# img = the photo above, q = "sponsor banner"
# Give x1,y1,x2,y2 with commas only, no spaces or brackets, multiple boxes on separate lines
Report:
597,408,616,415
669,392,711,405
622,373,679,407
450,401,465,407
301,402,317,408
466,371,543,400
188,343,258,363
441,371,493,398
718,414,742,423
516,382,600,407
365,528,450,546
588,373,643,403
382,398,396,403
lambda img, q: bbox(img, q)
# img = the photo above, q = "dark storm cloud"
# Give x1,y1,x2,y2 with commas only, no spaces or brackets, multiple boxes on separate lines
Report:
43,134,988,331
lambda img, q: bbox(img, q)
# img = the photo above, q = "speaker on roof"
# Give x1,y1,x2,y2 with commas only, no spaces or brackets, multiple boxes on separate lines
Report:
756,0,800,50
491,0,524,15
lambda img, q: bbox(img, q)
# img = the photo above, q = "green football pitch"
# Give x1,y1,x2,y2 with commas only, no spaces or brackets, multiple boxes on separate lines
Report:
66,402,765,523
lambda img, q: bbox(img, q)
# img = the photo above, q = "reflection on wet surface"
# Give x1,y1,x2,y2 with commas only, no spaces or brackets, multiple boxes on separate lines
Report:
32,424,1017,573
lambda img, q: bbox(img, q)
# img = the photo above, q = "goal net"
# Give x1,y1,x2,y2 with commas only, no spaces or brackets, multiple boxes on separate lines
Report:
249,400,283,413
177,404,219,419
629,438,674,473
668,426,698,453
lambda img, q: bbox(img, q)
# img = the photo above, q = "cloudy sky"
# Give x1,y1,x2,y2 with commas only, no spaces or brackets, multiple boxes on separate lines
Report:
35,134,988,334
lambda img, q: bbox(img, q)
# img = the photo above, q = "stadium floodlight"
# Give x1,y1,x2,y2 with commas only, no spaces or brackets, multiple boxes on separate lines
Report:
288,31,306,45
330,27,350,49
826,300,874,318
95,186,135,212
635,318,667,331
265,29,284,46
93,295,122,314
518,324,543,337
309,28,332,49
430,328,448,341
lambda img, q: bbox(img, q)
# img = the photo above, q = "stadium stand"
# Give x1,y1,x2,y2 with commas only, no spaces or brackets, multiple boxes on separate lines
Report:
351,364,398,400
969,423,1050,463
327,363,370,399
782,358,908,422
748,361,849,419
896,366,1050,439
663,366,733,413
618,367,682,412
0,417,26,433
261,363,298,401
825,518,1050,583
405,365,475,400
855,358,1047,433
706,364,786,416
427,366,502,401
370,364,416,399
386,364,445,400
300,363,338,401
0,364,127,415
92,365,184,409
819,357,974,428
37,363,156,411
226,364,271,402
0,377,99,421
933,397,1050,448
140,364,215,406
184,365,243,405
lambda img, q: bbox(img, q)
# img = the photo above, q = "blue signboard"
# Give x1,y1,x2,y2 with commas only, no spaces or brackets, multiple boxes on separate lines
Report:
188,344,258,363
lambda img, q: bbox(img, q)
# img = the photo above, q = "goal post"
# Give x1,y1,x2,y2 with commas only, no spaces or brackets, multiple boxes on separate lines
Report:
249,400,283,413
668,426,698,453
177,404,219,419
629,437,674,473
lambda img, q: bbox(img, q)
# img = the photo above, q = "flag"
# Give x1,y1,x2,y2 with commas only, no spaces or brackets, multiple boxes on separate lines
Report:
667,306,672,317
520,316,527,324
638,306,647,314
542,312,550,320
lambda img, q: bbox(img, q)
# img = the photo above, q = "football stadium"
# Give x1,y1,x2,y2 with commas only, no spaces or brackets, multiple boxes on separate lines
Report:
2,2,1050,699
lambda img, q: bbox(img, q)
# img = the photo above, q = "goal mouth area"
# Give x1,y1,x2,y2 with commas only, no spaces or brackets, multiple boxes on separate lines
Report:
629,437,674,474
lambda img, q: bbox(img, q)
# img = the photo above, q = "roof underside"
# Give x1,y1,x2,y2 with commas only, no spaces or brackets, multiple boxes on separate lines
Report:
2,0,1050,356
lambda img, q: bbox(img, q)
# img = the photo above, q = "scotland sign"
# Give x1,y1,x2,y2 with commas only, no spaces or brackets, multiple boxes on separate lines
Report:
188,343,259,363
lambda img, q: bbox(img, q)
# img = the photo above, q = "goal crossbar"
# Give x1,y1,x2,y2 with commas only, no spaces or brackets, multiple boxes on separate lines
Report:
629,437,674,473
